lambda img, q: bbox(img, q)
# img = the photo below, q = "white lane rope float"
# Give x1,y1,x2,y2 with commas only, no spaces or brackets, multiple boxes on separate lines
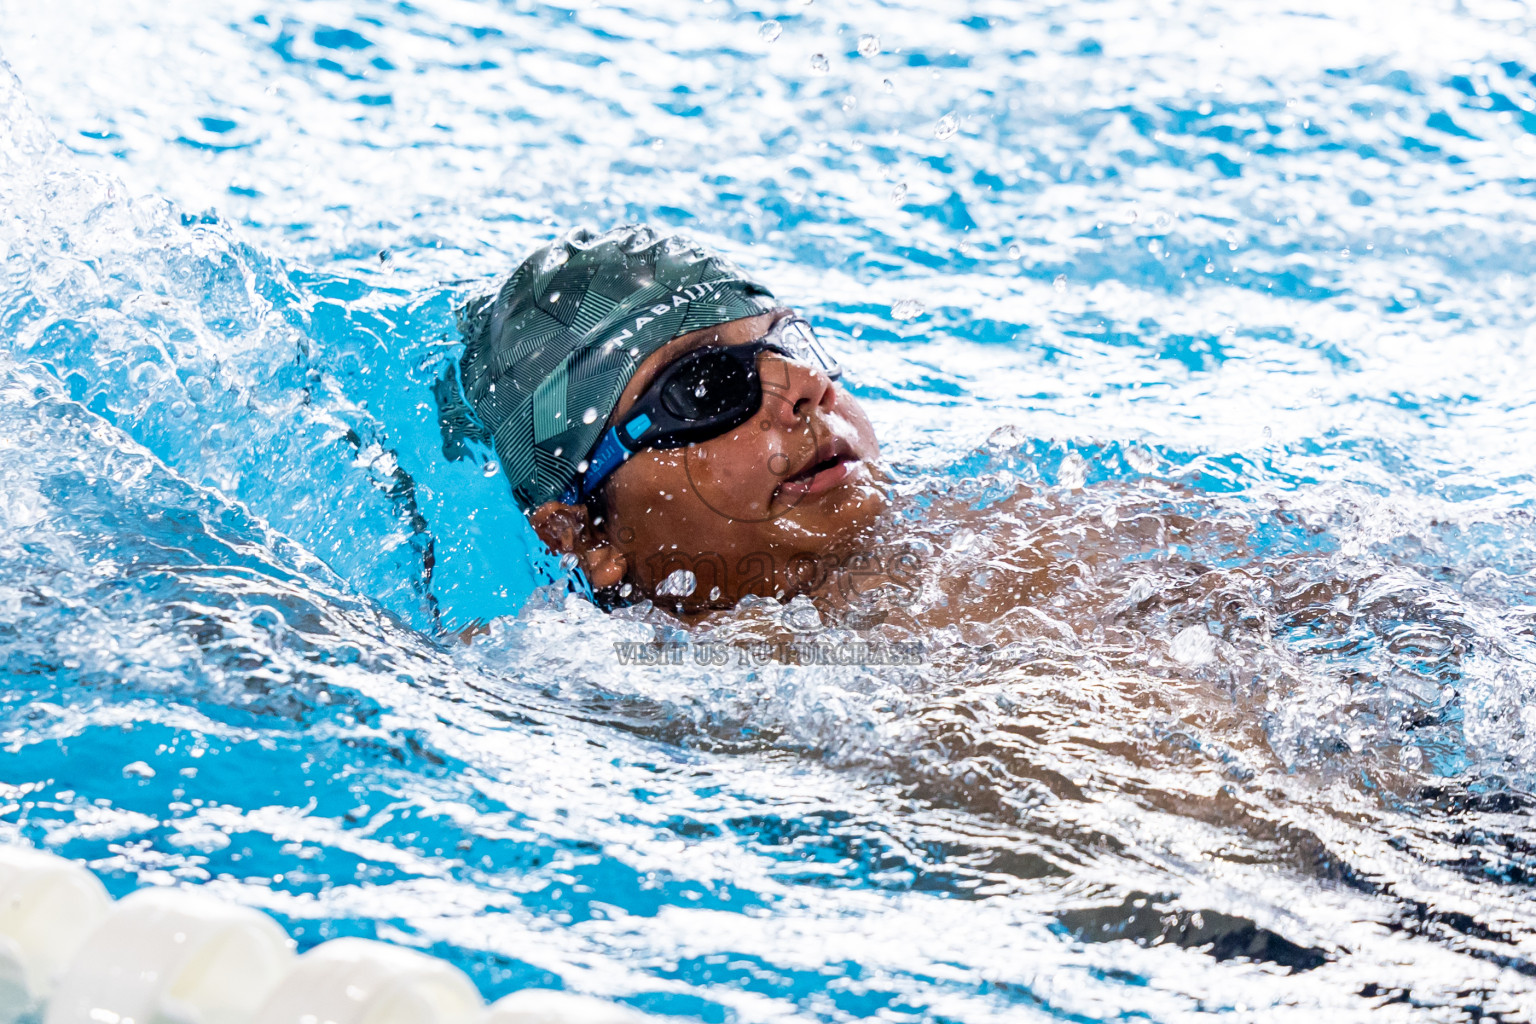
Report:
0,845,655,1024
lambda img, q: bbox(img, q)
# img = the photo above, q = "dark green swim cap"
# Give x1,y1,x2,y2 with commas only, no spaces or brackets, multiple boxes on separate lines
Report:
455,226,777,511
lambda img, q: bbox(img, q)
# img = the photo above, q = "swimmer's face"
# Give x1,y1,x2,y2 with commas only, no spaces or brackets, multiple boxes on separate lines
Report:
529,310,886,611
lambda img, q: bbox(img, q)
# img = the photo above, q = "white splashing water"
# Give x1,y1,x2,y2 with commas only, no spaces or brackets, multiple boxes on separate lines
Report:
3,0,1536,1016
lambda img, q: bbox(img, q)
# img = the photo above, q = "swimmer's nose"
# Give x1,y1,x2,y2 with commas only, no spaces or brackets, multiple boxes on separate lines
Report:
768,353,836,426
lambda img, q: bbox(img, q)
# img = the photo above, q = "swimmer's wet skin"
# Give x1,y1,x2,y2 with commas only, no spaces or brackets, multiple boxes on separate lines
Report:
445,225,887,614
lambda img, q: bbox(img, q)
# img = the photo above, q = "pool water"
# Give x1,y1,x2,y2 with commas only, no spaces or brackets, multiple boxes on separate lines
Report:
4,0,1536,1018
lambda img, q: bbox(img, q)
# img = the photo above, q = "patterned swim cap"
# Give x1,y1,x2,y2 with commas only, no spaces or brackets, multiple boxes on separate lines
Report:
453,226,778,511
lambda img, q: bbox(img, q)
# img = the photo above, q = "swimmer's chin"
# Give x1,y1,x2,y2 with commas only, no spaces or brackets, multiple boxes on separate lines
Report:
769,467,892,557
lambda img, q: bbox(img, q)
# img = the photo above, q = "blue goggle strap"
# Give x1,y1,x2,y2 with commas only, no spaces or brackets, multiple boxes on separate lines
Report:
557,412,653,505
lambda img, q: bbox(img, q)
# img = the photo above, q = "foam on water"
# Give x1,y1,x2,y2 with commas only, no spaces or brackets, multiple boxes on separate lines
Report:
4,0,1536,1018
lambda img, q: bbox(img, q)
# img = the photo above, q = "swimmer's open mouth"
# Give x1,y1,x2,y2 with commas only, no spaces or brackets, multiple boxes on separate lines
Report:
774,437,863,503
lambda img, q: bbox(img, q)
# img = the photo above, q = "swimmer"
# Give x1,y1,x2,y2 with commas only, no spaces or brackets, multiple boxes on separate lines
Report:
438,225,889,617
435,236,1486,988
439,224,1241,635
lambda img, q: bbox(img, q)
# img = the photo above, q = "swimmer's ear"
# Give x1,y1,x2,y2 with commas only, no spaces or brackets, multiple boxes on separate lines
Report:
579,544,628,590
529,501,588,555
528,501,628,590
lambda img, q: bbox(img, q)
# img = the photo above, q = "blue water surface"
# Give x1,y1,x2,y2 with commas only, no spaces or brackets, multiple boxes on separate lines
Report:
4,0,1536,1019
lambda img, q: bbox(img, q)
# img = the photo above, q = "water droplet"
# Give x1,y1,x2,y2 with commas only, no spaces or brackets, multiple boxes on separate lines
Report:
810,53,830,73
582,407,599,424
128,359,160,389
934,112,959,140
553,447,563,457
758,20,782,41
558,553,579,571
620,583,634,598
851,323,864,338
784,599,822,631
988,425,1024,449
546,247,570,268
657,569,698,598
1466,567,1508,598
1007,243,1022,259
482,461,500,477
889,182,908,202
1170,625,1217,667
1125,445,1158,473
891,298,925,321
693,381,708,398
1058,451,1087,490
547,291,561,303
858,34,880,57
882,78,894,93
842,94,857,111
709,586,723,601
577,460,590,473
1147,238,1163,257
1053,274,1067,292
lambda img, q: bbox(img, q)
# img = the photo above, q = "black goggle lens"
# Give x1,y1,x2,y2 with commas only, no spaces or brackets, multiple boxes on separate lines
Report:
659,349,752,421
626,318,842,451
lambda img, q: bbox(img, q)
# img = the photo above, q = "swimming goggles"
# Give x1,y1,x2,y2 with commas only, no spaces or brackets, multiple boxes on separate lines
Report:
559,316,841,504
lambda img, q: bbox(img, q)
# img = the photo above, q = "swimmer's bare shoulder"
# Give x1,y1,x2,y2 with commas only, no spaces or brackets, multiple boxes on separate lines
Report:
840,477,1262,631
